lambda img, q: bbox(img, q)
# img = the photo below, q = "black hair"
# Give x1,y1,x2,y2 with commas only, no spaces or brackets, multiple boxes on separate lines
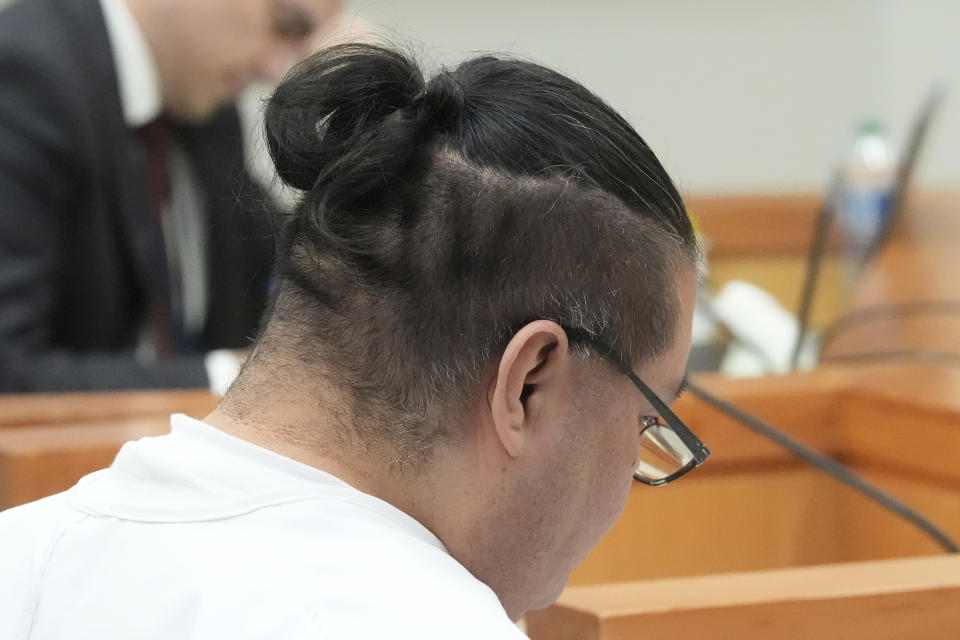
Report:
253,43,697,464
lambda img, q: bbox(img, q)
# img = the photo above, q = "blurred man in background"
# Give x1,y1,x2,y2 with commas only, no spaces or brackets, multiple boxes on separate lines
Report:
0,0,341,393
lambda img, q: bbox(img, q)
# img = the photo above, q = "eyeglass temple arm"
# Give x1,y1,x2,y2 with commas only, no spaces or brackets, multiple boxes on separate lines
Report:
626,371,710,463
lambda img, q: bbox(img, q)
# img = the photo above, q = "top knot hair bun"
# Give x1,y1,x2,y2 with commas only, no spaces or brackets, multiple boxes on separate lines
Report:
264,44,466,215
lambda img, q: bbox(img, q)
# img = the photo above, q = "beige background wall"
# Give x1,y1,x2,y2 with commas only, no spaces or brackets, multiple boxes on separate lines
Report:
2,0,956,194
344,0,958,194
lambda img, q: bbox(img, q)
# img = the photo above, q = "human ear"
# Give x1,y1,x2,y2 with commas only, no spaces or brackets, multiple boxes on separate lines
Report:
488,320,571,458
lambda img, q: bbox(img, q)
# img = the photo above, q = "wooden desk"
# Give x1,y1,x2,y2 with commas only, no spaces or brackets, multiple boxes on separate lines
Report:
0,390,215,509
529,555,960,640
0,390,216,429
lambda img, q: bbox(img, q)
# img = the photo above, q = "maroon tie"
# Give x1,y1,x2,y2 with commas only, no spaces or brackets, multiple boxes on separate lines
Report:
137,116,177,356
138,116,173,218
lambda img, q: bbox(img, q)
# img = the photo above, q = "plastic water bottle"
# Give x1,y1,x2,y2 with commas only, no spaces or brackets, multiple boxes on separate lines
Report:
835,120,895,261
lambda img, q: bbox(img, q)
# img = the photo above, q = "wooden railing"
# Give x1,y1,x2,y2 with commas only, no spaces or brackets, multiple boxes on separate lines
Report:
528,555,960,640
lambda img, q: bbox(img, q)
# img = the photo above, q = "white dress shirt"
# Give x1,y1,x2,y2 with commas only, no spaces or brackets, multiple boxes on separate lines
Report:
97,0,161,127
0,415,528,639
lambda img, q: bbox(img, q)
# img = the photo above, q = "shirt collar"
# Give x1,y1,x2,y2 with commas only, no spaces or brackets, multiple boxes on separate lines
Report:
98,0,163,127
67,414,448,553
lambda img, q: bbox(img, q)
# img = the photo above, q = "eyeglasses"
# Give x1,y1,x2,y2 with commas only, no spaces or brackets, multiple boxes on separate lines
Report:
624,370,710,485
563,327,711,486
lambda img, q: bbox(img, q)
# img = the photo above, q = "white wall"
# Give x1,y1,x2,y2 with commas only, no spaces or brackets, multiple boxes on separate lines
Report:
345,0,959,194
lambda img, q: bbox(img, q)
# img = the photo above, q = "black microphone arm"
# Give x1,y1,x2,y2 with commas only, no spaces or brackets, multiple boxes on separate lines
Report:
686,381,959,554
789,170,841,371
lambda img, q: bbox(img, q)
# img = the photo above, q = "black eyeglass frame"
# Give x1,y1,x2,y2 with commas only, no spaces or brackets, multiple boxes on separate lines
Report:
562,327,711,486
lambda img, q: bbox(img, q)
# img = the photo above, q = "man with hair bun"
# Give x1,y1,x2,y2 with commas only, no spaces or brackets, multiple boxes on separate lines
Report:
0,44,709,638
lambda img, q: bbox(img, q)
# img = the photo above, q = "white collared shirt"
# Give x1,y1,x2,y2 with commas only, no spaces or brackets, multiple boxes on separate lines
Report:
97,0,162,127
0,415,528,639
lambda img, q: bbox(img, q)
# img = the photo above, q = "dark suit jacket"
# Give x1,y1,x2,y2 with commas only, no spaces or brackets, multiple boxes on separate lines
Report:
0,0,275,392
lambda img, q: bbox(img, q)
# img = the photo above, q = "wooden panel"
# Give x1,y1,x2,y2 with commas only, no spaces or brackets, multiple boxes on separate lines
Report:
836,466,960,562
0,391,216,510
834,362,960,414
567,467,844,585
686,192,823,257
0,419,171,509
830,380,960,559
676,369,846,465
0,390,216,428
822,315,960,360
565,370,850,583
528,555,960,640
837,388,960,484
